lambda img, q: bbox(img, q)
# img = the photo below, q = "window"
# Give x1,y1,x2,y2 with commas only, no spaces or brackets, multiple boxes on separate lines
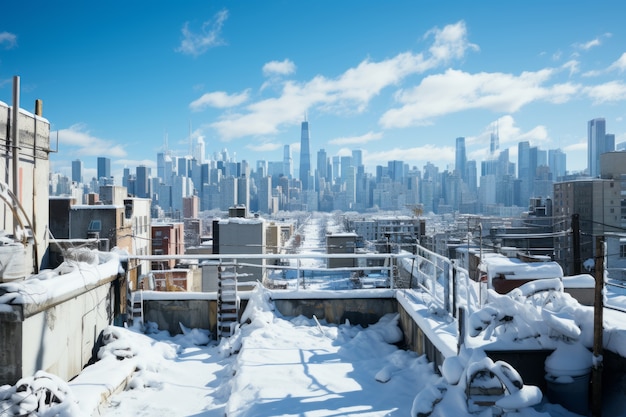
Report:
88,220,101,232
621,243,626,258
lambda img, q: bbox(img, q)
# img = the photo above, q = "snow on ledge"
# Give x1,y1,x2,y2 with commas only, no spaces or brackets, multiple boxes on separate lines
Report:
0,249,123,316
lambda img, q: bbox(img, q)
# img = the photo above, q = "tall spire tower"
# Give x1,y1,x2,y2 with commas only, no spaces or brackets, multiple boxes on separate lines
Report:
490,121,499,155
299,116,311,190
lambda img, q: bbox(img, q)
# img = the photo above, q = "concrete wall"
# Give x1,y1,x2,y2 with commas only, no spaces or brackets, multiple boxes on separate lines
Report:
0,275,118,385
273,298,396,326
144,298,217,336
397,301,447,370
142,294,397,335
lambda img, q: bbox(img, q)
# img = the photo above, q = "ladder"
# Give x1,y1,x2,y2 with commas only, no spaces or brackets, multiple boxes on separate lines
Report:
217,263,239,339
130,290,144,326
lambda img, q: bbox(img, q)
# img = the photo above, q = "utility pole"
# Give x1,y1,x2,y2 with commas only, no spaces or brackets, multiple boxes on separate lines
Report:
591,235,604,417
572,214,581,275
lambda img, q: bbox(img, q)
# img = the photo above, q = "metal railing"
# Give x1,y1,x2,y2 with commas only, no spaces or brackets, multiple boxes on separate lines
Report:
129,245,479,317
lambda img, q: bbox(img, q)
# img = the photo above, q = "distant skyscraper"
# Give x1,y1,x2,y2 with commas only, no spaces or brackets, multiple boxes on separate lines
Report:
122,167,131,189
517,141,538,206
136,165,151,198
588,118,614,177
71,159,83,183
455,137,466,181
490,130,499,155
340,156,353,182
466,160,478,193
299,118,311,190
548,149,567,180
97,157,111,181
316,148,328,191
332,156,340,182
192,136,206,164
283,145,293,178
352,149,363,170
388,160,404,182
237,176,250,209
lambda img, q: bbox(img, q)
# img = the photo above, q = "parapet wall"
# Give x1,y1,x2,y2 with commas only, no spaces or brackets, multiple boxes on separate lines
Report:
0,276,118,385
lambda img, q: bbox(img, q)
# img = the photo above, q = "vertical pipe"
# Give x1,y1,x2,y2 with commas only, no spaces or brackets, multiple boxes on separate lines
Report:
457,306,465,354
11,76,20,238
32,100,41,273
572,214,581,275
452,262,458,319
591,236,604,417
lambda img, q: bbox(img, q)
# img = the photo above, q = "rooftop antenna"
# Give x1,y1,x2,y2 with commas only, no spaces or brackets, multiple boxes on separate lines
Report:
163,129,169,154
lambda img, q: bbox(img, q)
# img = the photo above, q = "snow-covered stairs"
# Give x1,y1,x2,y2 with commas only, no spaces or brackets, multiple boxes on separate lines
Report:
217,263,239,339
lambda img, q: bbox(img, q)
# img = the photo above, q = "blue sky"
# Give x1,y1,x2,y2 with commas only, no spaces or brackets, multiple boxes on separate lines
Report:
2,1,626,183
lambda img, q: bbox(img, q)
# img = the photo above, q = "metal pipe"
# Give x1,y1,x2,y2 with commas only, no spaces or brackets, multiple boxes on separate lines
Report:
11,76,20,237
32,100,40,273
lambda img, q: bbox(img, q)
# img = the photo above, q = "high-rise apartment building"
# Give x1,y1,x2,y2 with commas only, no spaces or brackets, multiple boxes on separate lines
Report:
352,149,363,170
97,157,111,181
135,165,151,199
71,159,83,183
299,119,311,191
517,141,537,206
588,118,614,177
553,178,620,275
283,145,293,179
388,160,404,182
192,136,205,164
237,176,250,210
455,137,466,182
316,148,329,191
548,149,567,180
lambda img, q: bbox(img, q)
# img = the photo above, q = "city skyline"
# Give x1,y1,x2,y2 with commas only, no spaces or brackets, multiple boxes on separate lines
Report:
3,1,626,181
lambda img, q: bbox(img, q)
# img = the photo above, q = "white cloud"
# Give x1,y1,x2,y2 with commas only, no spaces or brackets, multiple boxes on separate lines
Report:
562,60,580,76
575,38,601,51
263,59,296,77
608,53,626,73
0,32,16,49
364,144,455,168
583,81,626,104
488,115,549,147
115,159,156,169
246,142,283,152
176,9,228,56
379,69,579,129
465,116,550,162
190,90,250,111
583,52,626,77
425,20,479,63
55,123,126,158
328,131,383,146
210,21,478,141
563,140,586,153
574,33,611,51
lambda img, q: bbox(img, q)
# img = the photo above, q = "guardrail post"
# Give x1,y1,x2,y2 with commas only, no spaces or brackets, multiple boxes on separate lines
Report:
457,306,466,353
443,259,450,314
452,261,457,319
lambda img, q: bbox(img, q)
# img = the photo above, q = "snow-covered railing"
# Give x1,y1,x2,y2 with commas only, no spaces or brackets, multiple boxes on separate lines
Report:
398,245,480,317
130,252,403,290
